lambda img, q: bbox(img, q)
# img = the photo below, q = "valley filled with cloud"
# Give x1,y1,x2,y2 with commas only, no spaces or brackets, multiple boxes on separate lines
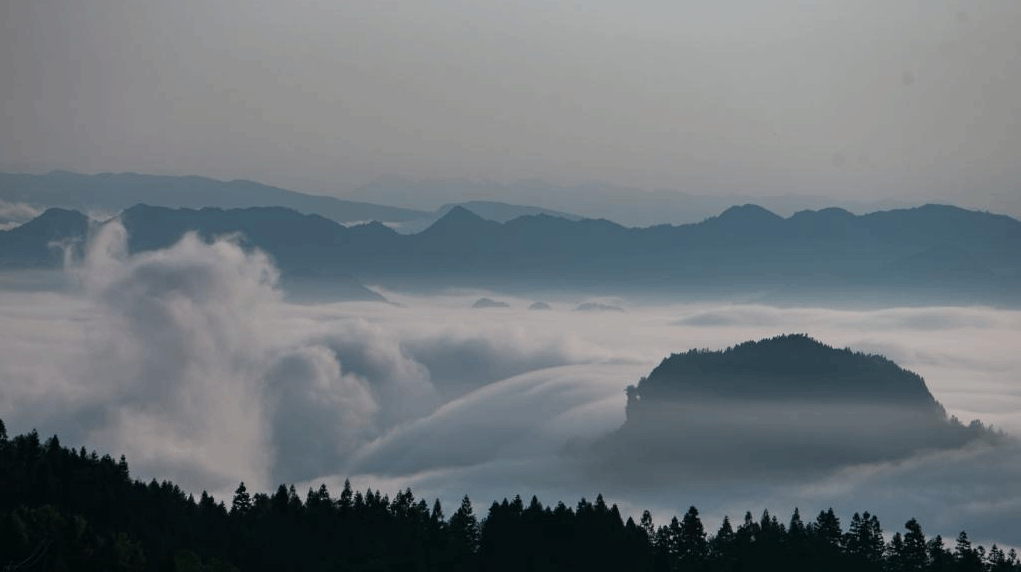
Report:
1,227,1019,546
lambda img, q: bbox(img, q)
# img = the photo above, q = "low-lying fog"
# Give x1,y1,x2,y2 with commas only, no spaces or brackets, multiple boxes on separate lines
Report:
1,224,1019,546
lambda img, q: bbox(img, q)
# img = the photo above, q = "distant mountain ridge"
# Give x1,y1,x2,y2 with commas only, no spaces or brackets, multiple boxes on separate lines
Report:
2,202,1019,306
390,201,583,234
0,171,593,235
344,175,919,226
0,171,428,224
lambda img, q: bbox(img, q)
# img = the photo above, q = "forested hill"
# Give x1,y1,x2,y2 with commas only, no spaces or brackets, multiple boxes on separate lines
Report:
597,335,1000,477
1,420,1017,572
630,334,941,408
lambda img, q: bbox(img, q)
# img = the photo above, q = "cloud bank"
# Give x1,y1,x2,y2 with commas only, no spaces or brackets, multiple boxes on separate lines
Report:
0,225,1019,546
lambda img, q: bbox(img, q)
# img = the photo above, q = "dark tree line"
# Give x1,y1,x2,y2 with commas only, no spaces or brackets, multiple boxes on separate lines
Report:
1,420,1018,572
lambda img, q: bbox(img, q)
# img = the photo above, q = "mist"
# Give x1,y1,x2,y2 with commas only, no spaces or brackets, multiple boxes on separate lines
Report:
0,199,40,230
0,228,1019,546
2,1,1019,212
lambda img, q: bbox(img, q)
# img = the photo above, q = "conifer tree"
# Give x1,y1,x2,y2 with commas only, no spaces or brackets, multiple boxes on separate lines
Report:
678,505,708,566
338,479,353,512
449,495,480,555
788,507,805,537
639,510,655,542
813,507,842,548
431,498,445,526
231,482,252,516
902,518,928,572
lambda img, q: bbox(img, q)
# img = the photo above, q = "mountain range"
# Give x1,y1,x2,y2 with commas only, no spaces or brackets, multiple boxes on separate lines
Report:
389,201,582,234
0,171,592,235
345,175,919,226
0,170,427,224
1,202,1019,306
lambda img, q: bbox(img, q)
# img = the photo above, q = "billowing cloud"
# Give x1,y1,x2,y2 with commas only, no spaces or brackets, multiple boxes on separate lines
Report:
263,346,378,484
0,222,616,490
0,222,426,489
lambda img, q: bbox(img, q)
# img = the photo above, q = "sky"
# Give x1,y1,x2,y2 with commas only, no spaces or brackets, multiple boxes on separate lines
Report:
2,0,1020,211
1,224,1020,546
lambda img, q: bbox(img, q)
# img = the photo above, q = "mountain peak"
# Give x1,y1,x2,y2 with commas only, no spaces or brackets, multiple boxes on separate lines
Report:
790,206,854,220
693,204,784,240
21,207,90,231
716,204,783,223
436,201,583,223
420,205,498,236
36,206,87,219
0,207,91,267
443,205,484,220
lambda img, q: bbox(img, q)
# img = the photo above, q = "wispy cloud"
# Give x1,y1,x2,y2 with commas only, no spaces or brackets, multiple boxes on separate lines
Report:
0,199,41,227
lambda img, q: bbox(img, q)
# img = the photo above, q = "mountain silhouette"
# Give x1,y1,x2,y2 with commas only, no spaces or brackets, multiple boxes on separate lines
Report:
0,171,594,236
343,175,918,225
0,171,427,224
419,206,502,241
786,206,858,238
0,207,89,267
472,297,510,309
629,334,939,407
3,203,1019,305
442,201,581,222
575,302,624,312
0,205,389,301
695,204,786,242
393,201,583,234
593,334,1000,480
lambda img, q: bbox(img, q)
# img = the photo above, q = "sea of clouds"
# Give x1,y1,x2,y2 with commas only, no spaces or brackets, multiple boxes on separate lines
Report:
0,222,1019,546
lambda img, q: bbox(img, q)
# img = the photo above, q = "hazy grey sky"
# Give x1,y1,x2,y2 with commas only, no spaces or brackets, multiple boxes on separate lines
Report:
2,1,1019,207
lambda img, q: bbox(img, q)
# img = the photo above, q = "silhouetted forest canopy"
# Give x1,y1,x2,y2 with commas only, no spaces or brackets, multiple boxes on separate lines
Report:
1,419,1018,571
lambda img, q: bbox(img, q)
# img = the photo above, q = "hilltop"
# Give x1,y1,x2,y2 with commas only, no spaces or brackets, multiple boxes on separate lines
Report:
628,334,939,408
594,335,1000,479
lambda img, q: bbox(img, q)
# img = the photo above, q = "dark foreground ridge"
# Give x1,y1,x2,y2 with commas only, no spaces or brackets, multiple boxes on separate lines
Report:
1,419,1017,572
596,335,1000,478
